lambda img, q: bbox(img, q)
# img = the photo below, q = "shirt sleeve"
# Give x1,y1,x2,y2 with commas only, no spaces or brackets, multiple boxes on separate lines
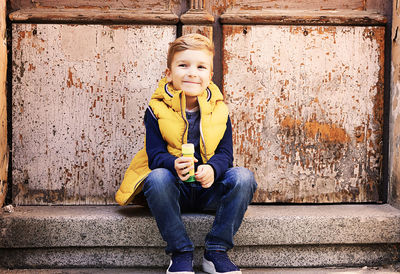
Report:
206,116,234,182
144,107,178,176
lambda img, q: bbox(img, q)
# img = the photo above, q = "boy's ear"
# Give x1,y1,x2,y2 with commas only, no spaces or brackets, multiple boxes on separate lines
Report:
165,68,172,82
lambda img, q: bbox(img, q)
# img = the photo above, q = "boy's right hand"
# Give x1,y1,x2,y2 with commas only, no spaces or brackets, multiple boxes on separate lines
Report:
174,156,198,181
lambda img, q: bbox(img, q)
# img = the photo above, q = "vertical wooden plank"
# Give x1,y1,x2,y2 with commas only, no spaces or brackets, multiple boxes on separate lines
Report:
12,24,176,205
223,25,384,203
182,25,213,40
389,0,400,208
366,0,392,17
0,0,8,208
181,0,214,40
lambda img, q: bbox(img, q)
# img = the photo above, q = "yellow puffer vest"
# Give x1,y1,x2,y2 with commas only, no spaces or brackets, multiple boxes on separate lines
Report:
115,78,229,206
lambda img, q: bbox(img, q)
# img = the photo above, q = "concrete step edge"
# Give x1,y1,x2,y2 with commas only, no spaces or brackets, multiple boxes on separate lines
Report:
1,204,400,248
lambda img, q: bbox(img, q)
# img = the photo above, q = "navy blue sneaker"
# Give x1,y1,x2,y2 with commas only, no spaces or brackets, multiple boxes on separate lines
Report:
166,251,194,274
202,250,241,274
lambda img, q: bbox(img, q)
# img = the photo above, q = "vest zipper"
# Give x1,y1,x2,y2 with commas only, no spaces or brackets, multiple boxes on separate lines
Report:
180,93,188,145
198,103,208,162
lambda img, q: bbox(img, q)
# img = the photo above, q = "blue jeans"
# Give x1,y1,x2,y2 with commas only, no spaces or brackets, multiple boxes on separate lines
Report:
142,167,257,254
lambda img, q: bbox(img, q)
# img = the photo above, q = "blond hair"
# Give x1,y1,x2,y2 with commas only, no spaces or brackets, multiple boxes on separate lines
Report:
167,33,214,69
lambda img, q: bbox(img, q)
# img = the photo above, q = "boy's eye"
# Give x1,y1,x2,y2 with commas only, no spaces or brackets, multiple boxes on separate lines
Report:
178,64,187,67
198,65,207,69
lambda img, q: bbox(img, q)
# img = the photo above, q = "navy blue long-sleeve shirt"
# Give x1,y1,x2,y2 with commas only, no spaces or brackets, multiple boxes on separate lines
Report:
144,107,233,182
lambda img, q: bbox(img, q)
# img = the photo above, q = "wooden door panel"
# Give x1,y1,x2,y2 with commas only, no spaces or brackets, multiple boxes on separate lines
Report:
12,24,176,205
223,25,384,203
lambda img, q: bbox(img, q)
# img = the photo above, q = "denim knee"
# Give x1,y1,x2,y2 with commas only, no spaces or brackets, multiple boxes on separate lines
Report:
143,168,177,199
225,167,258,194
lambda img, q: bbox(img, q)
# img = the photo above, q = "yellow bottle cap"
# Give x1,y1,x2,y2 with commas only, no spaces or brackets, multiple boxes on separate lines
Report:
182,143,194,154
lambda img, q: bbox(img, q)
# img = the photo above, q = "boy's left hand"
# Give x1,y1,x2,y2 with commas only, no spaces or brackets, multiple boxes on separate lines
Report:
195,164,214,188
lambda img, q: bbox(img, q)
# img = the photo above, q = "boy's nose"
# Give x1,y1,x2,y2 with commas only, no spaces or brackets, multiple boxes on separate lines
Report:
187,67,197,77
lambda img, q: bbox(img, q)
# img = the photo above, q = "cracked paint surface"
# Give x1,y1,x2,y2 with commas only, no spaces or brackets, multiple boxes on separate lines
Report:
390,0,400,207
0,1,7,207
12,24,176,205
223,25,384,203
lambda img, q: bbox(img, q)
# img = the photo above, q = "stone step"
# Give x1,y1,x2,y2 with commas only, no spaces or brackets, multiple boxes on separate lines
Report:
2,266,400,273
0,204,400,268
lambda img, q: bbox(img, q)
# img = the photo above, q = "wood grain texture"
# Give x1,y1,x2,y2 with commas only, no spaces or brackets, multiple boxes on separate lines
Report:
182,25,213,40
180,9,215,24
220,9,387,25
0,0,8,207
223,25,384,203
9,8,179,24
389,0,400,207
8,0,391,22
12,24,176,205
231,0,372,12
9,0,172,11
8,0,181,24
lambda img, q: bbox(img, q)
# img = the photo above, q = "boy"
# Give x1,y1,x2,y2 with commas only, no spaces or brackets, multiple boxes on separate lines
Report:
116,33,257,274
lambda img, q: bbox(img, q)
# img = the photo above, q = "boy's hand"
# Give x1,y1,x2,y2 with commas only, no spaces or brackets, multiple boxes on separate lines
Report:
174,156,198,181
195,164,214,188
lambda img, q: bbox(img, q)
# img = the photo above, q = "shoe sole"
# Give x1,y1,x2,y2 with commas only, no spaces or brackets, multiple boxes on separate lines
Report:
202,257,242,274
166,259,195,274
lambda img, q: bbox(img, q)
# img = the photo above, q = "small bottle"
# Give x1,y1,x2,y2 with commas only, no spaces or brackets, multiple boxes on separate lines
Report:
181,143,196,182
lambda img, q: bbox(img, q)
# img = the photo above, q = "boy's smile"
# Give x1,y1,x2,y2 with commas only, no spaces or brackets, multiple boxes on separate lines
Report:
166,49,213,101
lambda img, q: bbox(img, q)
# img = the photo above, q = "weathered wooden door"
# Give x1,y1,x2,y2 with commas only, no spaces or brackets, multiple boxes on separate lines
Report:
0,0,7,208
9,0,179,205
220,5,387,203
11,24,176,205
223,25,385,203
9,0,389,205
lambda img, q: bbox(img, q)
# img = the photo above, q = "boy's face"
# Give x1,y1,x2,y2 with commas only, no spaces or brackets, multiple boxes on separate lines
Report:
166,49,213,98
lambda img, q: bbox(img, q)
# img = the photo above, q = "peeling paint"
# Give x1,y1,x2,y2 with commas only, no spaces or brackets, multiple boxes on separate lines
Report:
182,25,213,40
223,25,384,203
12,24,176,205
390,0,400,207
280,116,350,143
0,0,7,207
232,0,366,10
304,121,350,143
